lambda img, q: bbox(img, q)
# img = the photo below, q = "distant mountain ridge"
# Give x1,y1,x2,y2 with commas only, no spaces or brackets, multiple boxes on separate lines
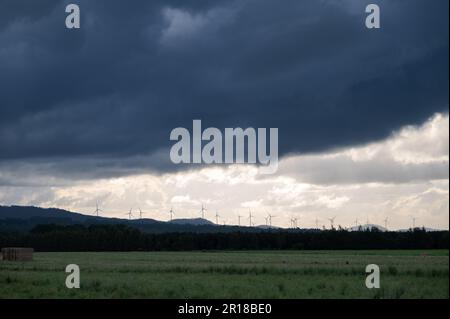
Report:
0,205,265,234
0,205,92,221
169,218,215,226
1,205,446,233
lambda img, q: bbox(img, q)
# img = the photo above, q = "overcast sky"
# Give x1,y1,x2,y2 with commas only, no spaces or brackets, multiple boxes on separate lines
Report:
0,0,448,229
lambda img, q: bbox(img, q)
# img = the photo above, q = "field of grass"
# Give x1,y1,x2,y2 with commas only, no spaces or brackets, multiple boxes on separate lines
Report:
0,250,448,299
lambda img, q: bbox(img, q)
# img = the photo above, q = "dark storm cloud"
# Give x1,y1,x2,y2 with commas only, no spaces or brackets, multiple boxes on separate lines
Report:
0,0,448,175
0,0,58,30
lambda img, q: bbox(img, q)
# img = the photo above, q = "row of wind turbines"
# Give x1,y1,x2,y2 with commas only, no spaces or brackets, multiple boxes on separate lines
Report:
95,203,275,227
94,203,146,220
322,215,419,230
171,205,270,227
93,203,421,230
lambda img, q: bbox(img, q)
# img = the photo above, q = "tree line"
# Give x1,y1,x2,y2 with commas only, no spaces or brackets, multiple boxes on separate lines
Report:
0,224,448,251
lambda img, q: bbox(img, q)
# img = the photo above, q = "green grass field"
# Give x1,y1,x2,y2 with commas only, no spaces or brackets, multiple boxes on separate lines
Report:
0,250,448,299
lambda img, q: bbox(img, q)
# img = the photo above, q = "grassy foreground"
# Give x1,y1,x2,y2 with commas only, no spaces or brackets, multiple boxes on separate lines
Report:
0,250,448,299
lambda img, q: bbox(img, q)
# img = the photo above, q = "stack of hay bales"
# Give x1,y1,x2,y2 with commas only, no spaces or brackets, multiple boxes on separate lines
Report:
1,248,34,261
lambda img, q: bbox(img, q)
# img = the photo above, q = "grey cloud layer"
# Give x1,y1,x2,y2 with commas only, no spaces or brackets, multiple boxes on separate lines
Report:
0,0,448,175
279,153,449,185
277,114,449,185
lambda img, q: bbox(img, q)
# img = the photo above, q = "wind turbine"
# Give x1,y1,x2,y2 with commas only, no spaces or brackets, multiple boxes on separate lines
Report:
265,216,269,227
290,217,298,228
328,216,336,229
248,210,254,227
215,210,220,225
355,218,359,228
94,203,102,217
200,204,207,219
169,207,175,221
237,215,243,227
268,214,276,227
138,208,146,220
125,208,134,220
383,217,389,230
315,217,320,229
410,216,418,229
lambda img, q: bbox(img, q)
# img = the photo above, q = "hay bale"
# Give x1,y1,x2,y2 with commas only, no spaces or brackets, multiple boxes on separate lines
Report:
1,248,34,261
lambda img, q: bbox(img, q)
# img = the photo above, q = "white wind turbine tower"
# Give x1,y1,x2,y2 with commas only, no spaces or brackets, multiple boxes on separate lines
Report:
248,210,254,227
94,202,102,217
200,204,207,219
169,207,175,221
268,214,276,227
264,210,276,227
328,216,336,229
237,215,243,227
138,208,147,220
125,208,134,220
315,217,320,229
410,216,418,229
384,217,389,230
265,216,269,227
290,217,298,228
215,210,221,225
